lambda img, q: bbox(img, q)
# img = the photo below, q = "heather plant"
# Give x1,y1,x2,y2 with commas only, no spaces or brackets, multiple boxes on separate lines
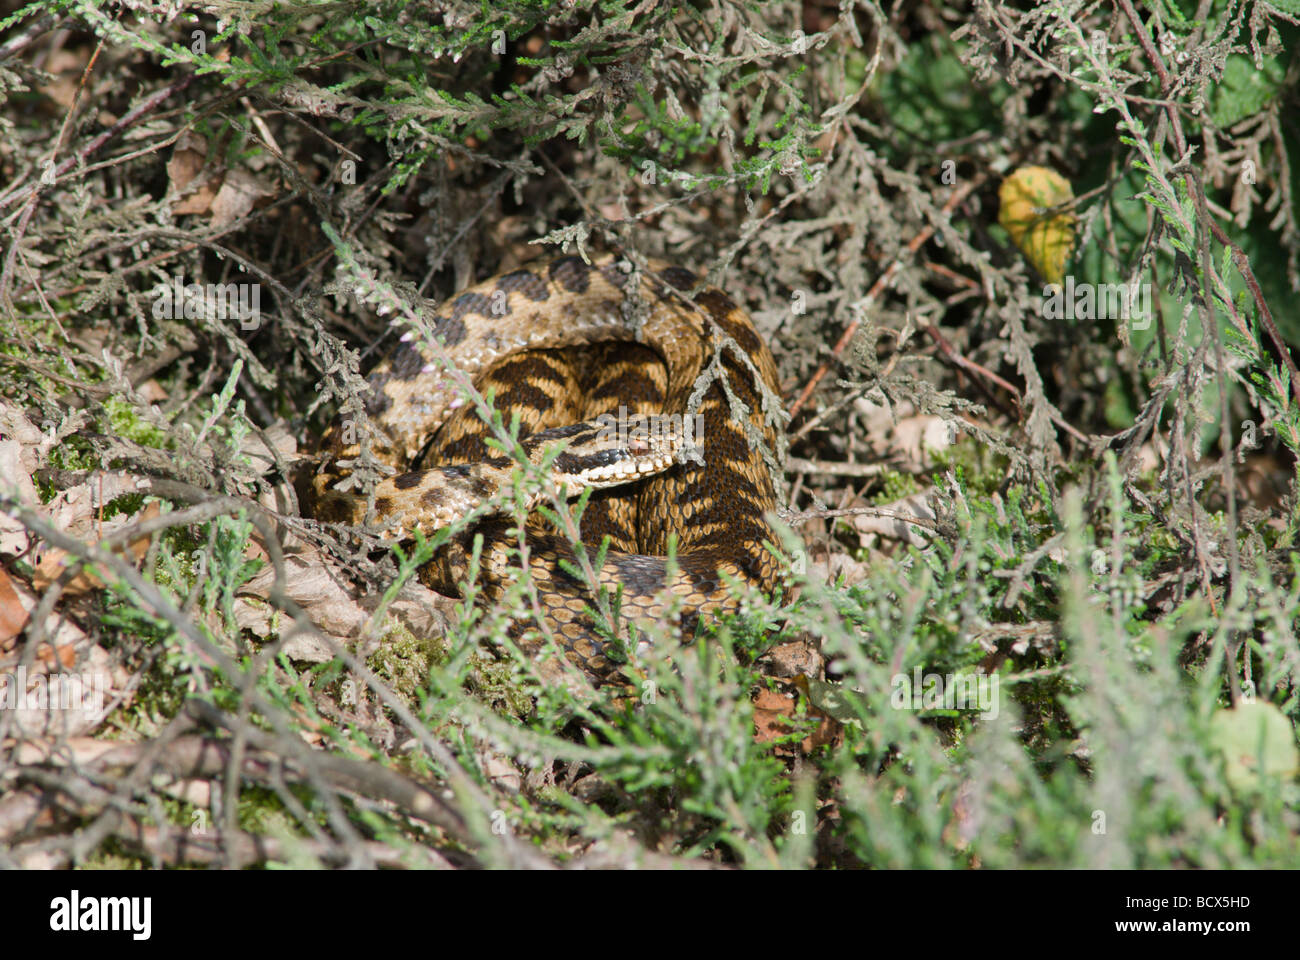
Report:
0,0,1296,868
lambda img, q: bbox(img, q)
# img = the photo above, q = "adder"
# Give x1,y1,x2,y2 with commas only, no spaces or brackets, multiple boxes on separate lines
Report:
309,252,788,678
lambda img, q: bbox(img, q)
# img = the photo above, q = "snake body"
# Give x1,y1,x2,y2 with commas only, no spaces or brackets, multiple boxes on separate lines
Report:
312,253,785,677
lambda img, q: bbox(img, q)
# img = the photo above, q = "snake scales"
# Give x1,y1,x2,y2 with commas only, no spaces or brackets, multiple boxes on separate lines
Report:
310,253,786,678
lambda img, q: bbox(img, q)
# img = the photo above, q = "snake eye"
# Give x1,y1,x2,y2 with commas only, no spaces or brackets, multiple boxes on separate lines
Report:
628,436,650,455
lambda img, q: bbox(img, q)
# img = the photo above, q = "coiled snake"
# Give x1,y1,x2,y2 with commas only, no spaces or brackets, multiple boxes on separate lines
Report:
310,253,786,678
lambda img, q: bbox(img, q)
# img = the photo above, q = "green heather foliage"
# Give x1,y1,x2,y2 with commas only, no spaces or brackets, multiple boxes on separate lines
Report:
0,0,1297,867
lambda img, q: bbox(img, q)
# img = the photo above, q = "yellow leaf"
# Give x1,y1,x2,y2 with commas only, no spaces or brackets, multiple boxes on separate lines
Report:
998,166,1076,285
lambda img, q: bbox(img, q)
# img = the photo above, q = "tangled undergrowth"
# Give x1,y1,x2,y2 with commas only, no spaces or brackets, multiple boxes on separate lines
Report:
0,0,1298,868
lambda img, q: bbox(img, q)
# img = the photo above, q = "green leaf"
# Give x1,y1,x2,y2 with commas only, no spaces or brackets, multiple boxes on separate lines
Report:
1210,702,1300,794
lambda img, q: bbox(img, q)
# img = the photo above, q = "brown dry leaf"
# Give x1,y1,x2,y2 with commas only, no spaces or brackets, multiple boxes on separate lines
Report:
234,545,454,662
0,571,92,671
753,687,796,744
34,640,79,670
848,490,937,550
166,130,207,190
852,396,915,458
240,424,298,514
209,168,275,229
790,675,845,752
12,736,124,766
171,180,220,216
168,131,219,215
849,399,966,472
758,638,824,679
39,471,152,541
37,49,92,112
808,552,872,588
12,471,157,607
891,414,955,471
0,401,48,556
235,553,370,661
753,684,843,755
31,502,160,600
138,379,169,404
0,643,119,739
0,566,30,649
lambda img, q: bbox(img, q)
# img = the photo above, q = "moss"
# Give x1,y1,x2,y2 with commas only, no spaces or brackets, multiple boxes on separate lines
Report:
103,396,169,449
464,653,537,721
368,624,448,705
871,469,922,506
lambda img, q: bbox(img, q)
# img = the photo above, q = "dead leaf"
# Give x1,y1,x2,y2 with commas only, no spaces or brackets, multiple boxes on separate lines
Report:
171,179,220,216
39,471,152,540
753,687,798,744
848,489,937,549
0,571,91,668
0,567,30,649
808,551,872,588
0,643,118,739
138,379,169,404
0,401,48,556
168,131,220,215
234,546,454,662
891,415,955,471
30,502,159,600
998,165,1076,285
753,684,843,755
758,638,824,679
853,396,914,440
166,131,207,190
37,49,92,112
209,168,275,229
34,641,78,670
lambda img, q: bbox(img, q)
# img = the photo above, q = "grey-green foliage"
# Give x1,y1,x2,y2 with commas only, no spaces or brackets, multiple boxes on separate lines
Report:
4,0,1299,868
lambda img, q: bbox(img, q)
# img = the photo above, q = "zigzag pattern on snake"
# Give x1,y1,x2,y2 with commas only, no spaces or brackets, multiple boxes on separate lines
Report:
309,253,786,678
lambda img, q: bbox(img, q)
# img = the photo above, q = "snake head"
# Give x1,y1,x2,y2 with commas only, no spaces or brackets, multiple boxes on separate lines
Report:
529,416,693,495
